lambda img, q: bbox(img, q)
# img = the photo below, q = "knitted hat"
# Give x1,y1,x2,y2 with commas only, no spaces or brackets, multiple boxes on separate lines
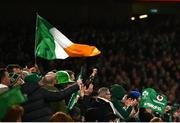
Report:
56,71,74,84
24,73,42,83
110,84,127,100
129,90,141,99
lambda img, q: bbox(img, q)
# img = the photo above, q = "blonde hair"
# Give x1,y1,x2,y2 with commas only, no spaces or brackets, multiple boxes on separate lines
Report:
150,117,163,122
50,112,74,122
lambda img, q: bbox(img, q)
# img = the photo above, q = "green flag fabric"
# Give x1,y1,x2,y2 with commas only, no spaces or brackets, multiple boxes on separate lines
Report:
0,87,27,120
140,88,167,113
35,15,57,60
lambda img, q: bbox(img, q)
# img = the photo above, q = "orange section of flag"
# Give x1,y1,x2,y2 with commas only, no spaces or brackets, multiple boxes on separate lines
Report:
64,43,101,57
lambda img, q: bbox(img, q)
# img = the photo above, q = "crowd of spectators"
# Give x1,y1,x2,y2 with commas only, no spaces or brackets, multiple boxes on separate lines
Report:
0,14,180,114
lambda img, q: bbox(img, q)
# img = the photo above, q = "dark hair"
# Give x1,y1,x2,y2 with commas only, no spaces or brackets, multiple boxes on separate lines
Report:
139,108,153,122
0,68,7,83
6,64,21,73
66,70,75,76
69,106,82,122
104,112,118,122
84,108,98,122
69,106,81,117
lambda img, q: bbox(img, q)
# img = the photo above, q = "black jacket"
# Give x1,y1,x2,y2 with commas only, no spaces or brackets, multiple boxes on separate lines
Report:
21,83,79,122
85,97,114,122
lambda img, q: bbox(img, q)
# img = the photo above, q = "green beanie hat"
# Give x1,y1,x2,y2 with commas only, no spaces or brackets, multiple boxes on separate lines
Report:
56,71,74,84
110,84,127,100
24,73,42,83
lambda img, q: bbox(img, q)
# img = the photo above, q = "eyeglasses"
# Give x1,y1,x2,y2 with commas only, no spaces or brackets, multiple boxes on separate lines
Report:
106,93,111,95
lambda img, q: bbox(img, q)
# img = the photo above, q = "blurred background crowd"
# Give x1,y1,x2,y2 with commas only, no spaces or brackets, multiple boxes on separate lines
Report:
1,14,180,104
0,0,180,122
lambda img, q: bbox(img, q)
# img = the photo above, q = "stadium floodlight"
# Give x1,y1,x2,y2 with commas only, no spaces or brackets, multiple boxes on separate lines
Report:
139,14,148,19
131,17,135,21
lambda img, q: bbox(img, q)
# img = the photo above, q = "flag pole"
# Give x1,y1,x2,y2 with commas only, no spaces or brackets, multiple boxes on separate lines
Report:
34,13,39,66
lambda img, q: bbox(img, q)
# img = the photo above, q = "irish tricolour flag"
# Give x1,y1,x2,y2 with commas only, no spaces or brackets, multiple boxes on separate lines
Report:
35,15,101,60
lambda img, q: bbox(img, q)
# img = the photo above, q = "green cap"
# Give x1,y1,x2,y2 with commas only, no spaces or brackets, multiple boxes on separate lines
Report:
56,71,74,84
24,73,42,83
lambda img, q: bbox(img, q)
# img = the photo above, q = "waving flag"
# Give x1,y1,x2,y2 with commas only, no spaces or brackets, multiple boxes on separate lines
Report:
0,87,27,120
35,15,101,60
140,88,167,113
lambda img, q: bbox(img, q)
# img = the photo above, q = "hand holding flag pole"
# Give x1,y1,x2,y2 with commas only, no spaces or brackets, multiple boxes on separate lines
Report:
84,68,98,88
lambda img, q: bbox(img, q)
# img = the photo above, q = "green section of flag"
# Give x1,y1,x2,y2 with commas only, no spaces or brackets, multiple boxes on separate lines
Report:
0,87,27,120
140,88,167,113
35,15,56,60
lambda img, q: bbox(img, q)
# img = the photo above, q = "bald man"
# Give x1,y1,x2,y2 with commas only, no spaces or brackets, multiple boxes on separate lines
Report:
22,71,81,122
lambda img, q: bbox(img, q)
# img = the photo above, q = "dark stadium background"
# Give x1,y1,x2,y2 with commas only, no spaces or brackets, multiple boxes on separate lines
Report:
0,0,180,92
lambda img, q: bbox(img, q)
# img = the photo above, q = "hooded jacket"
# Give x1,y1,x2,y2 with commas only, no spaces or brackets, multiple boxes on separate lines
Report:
110,84,133,121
